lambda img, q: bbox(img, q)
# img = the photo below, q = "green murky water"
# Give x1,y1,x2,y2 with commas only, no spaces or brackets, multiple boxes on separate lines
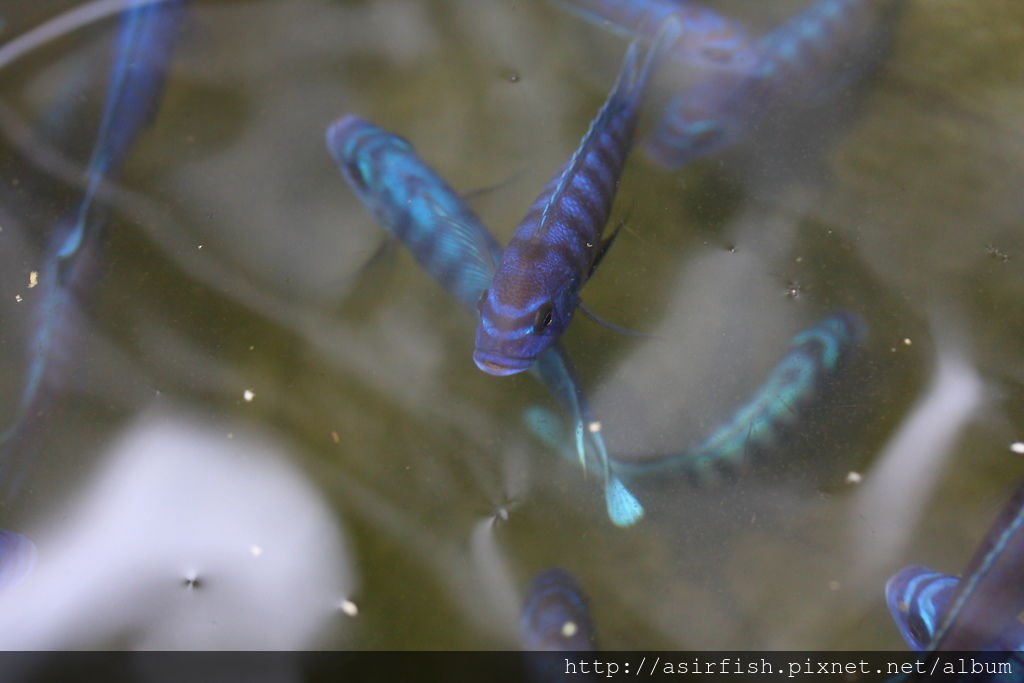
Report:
0,0,1021,649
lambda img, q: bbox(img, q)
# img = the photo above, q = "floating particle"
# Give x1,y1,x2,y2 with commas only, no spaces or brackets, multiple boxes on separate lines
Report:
828,580,841,591
14,294,21,303
197,244,203,250
330,431,340,444
587,421,602,434
182,571,201,589
845,471,862,484
340,599,359,617
249,544,263,558
498,66,521,83
1011,442,1024,455
243,389,255,402
903,338,912,346
986,244,1010,262
560,620,578,638
27,271,37,288
785,281,802,299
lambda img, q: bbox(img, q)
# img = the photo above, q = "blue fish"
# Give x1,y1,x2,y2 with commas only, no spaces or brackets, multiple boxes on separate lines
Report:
610,311,864,484
326,116,644,527
886,565,1024,652
645,0,902,168
928,482,1024,651
520,568,597,650
57,0,187,266
0,530,36,590
886,566,962,651
473,22,679,378
553,0,755,71
0,0,185,491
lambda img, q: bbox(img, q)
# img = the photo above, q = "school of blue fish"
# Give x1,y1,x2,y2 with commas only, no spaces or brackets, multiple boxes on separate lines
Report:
0,0,1021,662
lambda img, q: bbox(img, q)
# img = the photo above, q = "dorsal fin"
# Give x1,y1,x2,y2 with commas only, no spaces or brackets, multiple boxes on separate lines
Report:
534,16,681,241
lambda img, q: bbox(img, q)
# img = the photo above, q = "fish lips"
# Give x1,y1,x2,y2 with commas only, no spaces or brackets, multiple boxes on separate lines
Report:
472,348,533,377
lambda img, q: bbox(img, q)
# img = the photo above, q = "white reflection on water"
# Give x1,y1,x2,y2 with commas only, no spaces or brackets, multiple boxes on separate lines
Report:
0,410,355,649
850,315,988,574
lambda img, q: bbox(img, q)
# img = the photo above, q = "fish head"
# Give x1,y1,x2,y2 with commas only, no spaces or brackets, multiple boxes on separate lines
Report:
473,245,579,376
326,114,413,208
884,565,957,651
644,79,745,168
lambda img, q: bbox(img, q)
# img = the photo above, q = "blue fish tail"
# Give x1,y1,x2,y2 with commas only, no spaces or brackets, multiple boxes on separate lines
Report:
60,0,186,264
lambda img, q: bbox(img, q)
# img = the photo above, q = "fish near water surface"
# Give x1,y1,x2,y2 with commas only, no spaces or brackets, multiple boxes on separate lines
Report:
326,116,644,527
927,481,1024,651
643,0,904,167
610,311,864,484
0,0,185,493
885,566,961,651
474,20,679,378
520,568,597,650
553,0,756,72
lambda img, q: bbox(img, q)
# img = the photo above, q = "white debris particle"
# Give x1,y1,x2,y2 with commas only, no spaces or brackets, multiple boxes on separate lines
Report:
903,338,912,346
243,389,255,402
561,620,578,638
1011,442,1024,455
845,471,862,484
14,294,22,303
249,544,263,558
28,271,37,288
340,599,359,617
587,421,602,434
828,580,841,591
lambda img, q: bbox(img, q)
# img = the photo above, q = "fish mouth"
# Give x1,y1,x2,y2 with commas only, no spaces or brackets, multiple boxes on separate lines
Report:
472,349,532,377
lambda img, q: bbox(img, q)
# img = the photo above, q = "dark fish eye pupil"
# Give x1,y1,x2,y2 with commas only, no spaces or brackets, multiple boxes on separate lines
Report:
909,615,927,642
477,289,488,312
346,159,368,191
534,304,554,332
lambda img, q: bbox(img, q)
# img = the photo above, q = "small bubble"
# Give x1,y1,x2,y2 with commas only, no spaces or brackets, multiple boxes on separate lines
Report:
561,620,578,638
27,271,37,288
1011,442,1024,455
243,389,255,402
340,599,359,617
845,471,862,484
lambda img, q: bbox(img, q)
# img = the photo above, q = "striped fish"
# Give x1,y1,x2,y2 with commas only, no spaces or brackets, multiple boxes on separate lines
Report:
520,568,597,651
473,21,680,378
611,311,864,484
885,566,961,651
928,482,1024,651
326,116,644,527
0,0,185,493
645,0,903,168
553,0,756,71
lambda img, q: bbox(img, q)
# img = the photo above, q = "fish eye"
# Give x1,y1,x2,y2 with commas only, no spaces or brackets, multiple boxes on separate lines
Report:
477,288,488,313
345,159,369,191
533,303,554,333
907,614,929,645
